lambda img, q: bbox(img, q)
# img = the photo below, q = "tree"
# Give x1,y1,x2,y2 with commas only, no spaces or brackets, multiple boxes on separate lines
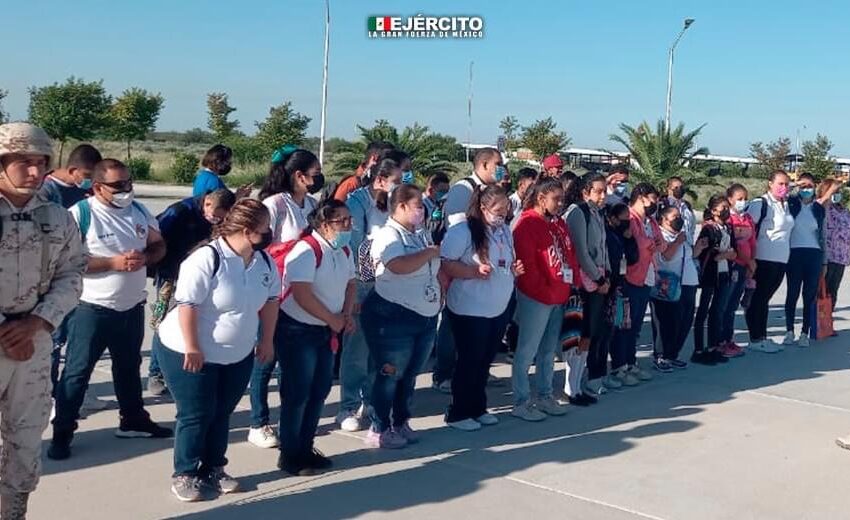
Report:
749,137,791,173
28,77,111,164
333,120,461,179
206,92,239,140
253,102,311,156
609,119,712,190
108,88,164,160
0,89,8,124
520,117,570,160
499,115,520,151
801,133,837,180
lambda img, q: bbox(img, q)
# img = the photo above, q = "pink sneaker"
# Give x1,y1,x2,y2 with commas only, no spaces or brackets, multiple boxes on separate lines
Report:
364,429,407,449
719,342,744,358
394,422,420,444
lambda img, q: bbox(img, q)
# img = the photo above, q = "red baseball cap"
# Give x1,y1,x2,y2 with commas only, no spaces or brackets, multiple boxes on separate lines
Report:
542,154,564,170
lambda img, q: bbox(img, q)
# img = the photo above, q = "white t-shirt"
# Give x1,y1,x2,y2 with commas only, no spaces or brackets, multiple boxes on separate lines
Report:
790,203,821,249
360,192,389,239
70,197,159,311
372,218,441,317
509,192,522,219
441,222,515,318
444,174,485,226
717,226,731,273
643,218,656,287
281,231,356,326
658,228,699,286
158,238,281,365
748,194,796,263
263,192,316,244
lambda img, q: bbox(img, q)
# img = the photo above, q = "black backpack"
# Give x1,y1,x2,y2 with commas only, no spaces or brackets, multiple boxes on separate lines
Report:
429,177,475,245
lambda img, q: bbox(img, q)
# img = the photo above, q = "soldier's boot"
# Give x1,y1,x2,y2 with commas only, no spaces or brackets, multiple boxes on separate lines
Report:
0,492,29,520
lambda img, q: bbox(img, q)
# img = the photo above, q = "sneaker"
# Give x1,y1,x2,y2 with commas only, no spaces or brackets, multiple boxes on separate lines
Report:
602,375,623,390
652,358,674,373
277,453,315,477
395,421,420,444
721,342,746,358
669,359,689,369
171,475,204,502
748,339,781,354
487,373,507,386
115,417,173,439
613,368,640,387
475,413,499,426
203,466,240,494
782,331,797,346
364,429,407,449
798,334,810,348
247,425,279,448
568,394,597,407
836,435,850,451
536,397,568,416
628,364,653,381
447,418,482,431
708,348,729,364
47,430,73,460
304,448,333,471
432,379,452,394
147,374,168,396
511,402,547,422
336,410,364,433
690,350,717,366
0,491,28,519
585,378,608,396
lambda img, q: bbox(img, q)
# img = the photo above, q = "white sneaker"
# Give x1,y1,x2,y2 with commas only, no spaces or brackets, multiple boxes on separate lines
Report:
447,418,482,431
511,402,547,422
536,397,568,416
614,368,640,387
628,364,653,381
798,334,810,348
247,425,279,448
602,375,623,390
432,380,452,394
475,413,499,426
748,340,781,354
782,331,797,346
336,410,364,432
585,378,608,396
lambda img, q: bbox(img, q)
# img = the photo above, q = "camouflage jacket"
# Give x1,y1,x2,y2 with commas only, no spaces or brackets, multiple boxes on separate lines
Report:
0,192,85,328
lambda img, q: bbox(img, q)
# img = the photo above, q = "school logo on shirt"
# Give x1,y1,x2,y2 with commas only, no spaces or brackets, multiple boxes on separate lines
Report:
367,15,484,39
135,223,147,239
261,272,272,288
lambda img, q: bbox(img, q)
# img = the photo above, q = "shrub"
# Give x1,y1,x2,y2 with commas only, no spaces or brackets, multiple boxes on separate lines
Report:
170,152,199,184
226,134,266,168
127,157,152,181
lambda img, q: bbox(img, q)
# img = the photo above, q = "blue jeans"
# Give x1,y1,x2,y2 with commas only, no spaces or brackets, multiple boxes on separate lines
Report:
51,310,74,393
694,275,732,352
785,247,823,334
158,345,253,476
277,312,333,460
148,332,163,377
248,351,280,428
721,264,748,343
611,283,651,371
362,292,437,433
53,302,147,433
511,290,564,405
339,281,374,413
431,308,456,384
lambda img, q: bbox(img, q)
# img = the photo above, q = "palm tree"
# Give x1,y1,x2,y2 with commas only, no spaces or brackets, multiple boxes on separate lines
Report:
333,120,462,180
609,119,714,192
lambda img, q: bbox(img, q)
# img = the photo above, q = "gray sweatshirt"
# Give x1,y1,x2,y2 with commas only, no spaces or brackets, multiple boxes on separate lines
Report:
565,202,610,282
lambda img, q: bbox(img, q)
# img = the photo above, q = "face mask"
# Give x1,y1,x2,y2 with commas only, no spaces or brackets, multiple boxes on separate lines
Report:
615,220,630,233
401,170,414,184
411,207,425,227
799,188,815,200
734,199,747,213
484,210,506,228
671,187,685,200
110,190,135,209
330,230,352,249
670,217,684,232
494,166,507,183
252,230,273,251
718,208,731,222
77,178,93,190
645,201,658,217
308,173,325,195
435,190,448,201
218,164,232,176
832,193,843,204
772,185,789,200
206,215,222,225
614,183,628,196
385,181,398,195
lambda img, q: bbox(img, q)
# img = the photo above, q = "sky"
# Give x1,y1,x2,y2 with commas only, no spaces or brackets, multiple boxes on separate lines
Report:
5,0,850,157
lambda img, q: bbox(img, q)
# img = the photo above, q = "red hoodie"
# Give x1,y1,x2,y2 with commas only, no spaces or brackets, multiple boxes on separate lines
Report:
513,209,578,305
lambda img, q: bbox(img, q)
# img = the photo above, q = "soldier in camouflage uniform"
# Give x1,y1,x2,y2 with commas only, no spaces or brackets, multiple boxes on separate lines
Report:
0,123,85,519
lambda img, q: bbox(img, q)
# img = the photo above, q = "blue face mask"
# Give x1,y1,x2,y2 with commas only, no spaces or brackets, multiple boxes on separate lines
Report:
331,230,352,250
77,178,93,190
435,190,448,200
614,183,628,196
494,165,507,183
832,193,843,204
401,170,414,184
800,188,815,199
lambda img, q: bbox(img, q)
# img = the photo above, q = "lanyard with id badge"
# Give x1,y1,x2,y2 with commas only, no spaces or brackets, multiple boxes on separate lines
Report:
550,229,573,284
491,226,514,275
398,225,440,304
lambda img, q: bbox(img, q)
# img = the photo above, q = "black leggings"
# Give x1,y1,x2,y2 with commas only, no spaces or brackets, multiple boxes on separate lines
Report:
745,260,787,341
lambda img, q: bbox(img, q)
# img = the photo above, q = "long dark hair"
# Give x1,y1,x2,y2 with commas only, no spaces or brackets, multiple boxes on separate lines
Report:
368,157,401,212
561,171,581,208
467,185,507,263
258,149,319,200
523,177,563,211
703,193,727,222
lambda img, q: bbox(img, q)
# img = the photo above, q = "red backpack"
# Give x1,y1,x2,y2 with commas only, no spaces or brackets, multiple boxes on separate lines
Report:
268,231,351,300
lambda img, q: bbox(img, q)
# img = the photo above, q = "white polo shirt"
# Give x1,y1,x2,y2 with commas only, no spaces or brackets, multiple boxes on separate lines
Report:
444,174,485,226
372,218,441,317
263,192,317,244
441,222,515,318
70,197,158,311
748,194,796,263
158,238,280,364
281,231,356,326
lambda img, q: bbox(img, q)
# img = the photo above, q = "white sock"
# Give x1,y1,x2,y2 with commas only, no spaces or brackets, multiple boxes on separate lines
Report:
563,348,578,396
570,351,588,396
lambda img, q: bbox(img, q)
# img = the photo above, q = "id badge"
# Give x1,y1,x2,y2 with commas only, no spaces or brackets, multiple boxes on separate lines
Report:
424,284,439,303
562,267,574,284
619,257,627,276
498,259,509,274
731,269,739,283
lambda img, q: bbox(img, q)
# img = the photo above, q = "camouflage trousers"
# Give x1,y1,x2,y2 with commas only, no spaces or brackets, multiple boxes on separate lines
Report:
0,330,52,496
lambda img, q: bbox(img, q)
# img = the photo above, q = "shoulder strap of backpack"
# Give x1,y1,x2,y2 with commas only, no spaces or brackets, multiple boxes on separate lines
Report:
755,196,768,236
459,177,476,190
203,244,221,277
301,234,324,268
31,205,56,296
577,201,591,226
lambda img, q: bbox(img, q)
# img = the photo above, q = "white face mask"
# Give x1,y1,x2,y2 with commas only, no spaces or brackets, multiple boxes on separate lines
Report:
110,190,135,209
734,199,747,213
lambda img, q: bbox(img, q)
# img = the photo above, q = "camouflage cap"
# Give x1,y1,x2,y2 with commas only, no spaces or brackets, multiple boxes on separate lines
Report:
0,122,53,160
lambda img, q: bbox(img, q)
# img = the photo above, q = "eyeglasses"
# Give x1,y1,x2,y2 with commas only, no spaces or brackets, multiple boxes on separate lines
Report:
98,179,133,191
327,217,353,228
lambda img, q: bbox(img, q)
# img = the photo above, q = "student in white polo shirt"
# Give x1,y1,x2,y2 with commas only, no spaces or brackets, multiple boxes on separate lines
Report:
246,147,323,450
440,185,523,431
361,185,441,449
49,159,172,461
156,199,280,502
277,199,356,476
443,147,505,226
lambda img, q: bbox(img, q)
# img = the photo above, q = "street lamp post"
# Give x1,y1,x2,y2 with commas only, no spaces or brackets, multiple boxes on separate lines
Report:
319,0,330,165
665,18,695,132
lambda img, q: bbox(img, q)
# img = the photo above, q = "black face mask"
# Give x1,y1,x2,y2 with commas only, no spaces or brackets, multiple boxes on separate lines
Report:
670,216,685,232
718,208,731,222
218,164,232,176
645,202,658,217
252,230,273,251
671,187,685,200
614,220,630,233
308,174,325,195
